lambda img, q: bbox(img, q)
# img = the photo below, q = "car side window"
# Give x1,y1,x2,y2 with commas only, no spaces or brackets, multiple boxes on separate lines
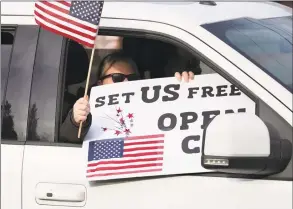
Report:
55,35,248,145
161,46,217,76
26,28,65,142
122,37,216,79
1,30,15,105
2,25,39,141
27,32,253,147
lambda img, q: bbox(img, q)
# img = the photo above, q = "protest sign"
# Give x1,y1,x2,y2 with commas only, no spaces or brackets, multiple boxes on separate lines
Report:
83,74,256,181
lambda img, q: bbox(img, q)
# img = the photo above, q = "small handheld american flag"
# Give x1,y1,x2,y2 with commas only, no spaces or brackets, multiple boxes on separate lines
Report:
34,0,105,138
34,0,104,48
86,134,165,180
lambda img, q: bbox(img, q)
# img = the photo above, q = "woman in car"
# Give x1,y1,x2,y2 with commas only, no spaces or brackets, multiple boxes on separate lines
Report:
60,51,195,143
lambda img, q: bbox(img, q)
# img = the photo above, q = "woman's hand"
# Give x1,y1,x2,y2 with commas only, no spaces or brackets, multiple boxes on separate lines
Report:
174,71,195,82
72,96,90,124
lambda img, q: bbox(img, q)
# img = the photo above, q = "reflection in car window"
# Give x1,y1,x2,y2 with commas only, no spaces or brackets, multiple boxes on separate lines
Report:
1,31,14,104
2,26,39,141
260,16,292,42
201,16,293,93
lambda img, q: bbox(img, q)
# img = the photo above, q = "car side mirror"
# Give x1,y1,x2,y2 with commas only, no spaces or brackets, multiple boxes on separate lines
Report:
201,113,292,176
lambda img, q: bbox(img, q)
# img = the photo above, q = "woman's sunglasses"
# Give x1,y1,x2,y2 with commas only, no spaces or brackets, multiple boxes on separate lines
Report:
99,73,140,83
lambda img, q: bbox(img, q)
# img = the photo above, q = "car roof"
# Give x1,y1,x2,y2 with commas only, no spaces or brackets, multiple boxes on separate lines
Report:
1,1,292,27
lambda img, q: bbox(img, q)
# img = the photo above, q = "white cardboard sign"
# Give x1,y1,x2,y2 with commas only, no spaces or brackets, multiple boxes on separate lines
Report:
83,74,256,181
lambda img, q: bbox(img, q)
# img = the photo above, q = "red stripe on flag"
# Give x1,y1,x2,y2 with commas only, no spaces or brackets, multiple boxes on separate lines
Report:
87,157,164,167
87,168,163,178
124,146,164,153
58,0,71,7
124,140,164,147
35,11,95,40
123,151,163,158
126,134,164,140
35,19,94,48
40,1,69,14
35,3,97,33
87,163,163,173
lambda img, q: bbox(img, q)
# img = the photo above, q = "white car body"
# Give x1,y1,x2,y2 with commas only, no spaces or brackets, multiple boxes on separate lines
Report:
1,2,292,209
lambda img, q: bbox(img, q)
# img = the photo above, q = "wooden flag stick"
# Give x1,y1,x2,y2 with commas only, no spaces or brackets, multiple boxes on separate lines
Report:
78,41,97,138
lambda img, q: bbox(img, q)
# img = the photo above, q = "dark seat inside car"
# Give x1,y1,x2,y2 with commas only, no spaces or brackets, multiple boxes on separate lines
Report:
62,40,89,122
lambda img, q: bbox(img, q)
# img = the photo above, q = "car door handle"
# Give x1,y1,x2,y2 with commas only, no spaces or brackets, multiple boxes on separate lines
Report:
35,183,86,203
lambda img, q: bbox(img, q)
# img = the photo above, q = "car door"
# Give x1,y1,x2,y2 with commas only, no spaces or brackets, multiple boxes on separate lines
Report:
21,18,292,209
1,25,39,209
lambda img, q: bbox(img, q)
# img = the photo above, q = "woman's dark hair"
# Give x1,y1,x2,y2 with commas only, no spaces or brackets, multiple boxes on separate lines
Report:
97,50,139,80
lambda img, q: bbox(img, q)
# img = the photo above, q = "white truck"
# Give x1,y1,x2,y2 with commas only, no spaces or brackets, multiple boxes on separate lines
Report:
1,1,292,209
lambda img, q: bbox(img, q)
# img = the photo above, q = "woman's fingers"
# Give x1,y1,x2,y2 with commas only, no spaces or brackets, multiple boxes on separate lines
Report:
77,97,88,105
182,71,189,82
175,72,181,81
174,71,195,82
73,97,90,123
76,115,87,123
189,71,195,80
76,105,90,112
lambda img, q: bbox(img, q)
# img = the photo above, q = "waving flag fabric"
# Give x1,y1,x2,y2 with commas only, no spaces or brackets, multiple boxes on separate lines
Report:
34,0,104,48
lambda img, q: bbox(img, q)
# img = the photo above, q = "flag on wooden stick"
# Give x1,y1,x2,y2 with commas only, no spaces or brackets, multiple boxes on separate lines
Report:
34,0,104,48
34,0,105,138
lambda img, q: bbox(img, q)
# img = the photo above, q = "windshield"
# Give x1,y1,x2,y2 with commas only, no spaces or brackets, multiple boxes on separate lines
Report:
201,16,293,93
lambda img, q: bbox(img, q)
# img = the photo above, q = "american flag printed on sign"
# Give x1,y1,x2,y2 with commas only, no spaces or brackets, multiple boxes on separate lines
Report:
34,0,104,48
87,134,165,179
